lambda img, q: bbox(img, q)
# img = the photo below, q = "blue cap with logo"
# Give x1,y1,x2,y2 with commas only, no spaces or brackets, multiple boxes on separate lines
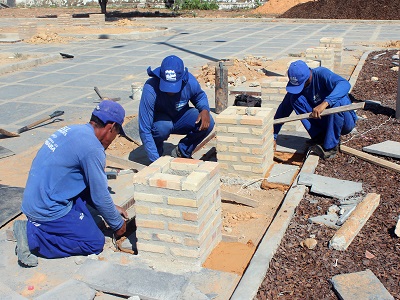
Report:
92,100,126,135
286,60,310,94
158,55,186,93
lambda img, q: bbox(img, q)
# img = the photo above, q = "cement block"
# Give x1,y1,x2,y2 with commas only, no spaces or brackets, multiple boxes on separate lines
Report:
34,279,96,300
330,193,380,251
363,140,400,159
331,269,394,300
298,173,363,199
76,259,186,299
394,215,400,237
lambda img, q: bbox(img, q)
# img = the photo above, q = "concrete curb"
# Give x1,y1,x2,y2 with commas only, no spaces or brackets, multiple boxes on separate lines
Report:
231,154,319,299
0,53,62,76
349,50,371,92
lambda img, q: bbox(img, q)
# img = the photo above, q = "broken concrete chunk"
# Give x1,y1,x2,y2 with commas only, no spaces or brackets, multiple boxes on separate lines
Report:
330,193,380,251
362,140,400,159
308,214,340,229
300,238,317,250
336,205,357,226
298,173,363,199
35,279,96,300
331,269,394,300
395,215,400,237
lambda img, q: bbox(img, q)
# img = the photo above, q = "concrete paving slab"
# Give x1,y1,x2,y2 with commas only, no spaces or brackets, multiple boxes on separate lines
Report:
276,131,310,154
34,279,96,300
0,185,24,227
0,281,27,300
362,140,400,159
298,173,363,199
331,269,394,300
266,163,299,185
0,146,15,159
0,33,21,43
76,259,190,299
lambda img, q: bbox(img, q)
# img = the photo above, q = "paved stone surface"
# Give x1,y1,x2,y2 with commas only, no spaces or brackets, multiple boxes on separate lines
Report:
0,281,27,300
34,279,96,300
331,269,394,300
298,173,363,199
363,140,400,159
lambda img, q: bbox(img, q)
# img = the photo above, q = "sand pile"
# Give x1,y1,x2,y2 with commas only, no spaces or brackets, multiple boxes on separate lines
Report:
253,0,313,15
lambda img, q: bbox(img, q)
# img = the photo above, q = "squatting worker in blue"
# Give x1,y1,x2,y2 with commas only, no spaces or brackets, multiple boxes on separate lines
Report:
139,55,214,162
273,60,358,159
13,100,128,267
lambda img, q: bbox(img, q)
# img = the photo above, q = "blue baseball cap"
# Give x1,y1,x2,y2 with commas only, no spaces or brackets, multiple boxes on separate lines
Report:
92,100,126,135
286,60,310,94
159,55,185,93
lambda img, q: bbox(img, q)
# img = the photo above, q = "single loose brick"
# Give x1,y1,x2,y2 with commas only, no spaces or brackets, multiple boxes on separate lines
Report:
150,156,173,172
182,171,209,191
170,158,201,171
133,166,161,185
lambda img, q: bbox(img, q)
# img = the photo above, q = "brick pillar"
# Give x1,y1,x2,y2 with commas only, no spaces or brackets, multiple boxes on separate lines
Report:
18,22,37,40
89,14,105,26
320,37,343,69
133,156,221,266
215,106,274,179
58,14,72,27
260,77,287,109
306,47,335,71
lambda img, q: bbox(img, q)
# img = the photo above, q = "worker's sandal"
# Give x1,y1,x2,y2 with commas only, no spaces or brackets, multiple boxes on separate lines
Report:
13,220,38,267
308,144,338,160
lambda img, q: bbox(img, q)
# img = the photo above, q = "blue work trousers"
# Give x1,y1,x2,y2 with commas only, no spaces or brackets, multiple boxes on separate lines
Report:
27,197,105,259
152,107,215,158
292,96,357,150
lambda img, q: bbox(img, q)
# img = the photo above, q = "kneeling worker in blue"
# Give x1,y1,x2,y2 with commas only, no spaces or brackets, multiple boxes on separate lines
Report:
139,55,214,162
274,60,358,159
14,100,128,267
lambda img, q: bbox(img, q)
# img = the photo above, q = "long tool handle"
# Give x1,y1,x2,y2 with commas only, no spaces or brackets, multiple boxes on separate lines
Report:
273,102,365,125
17,110,64,134
94,86,104,99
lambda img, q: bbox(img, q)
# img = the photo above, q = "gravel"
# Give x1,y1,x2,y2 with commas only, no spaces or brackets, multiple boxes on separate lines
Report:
257,50,400,299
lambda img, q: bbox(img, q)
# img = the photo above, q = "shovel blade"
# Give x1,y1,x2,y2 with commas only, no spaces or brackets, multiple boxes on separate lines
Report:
0,128,19,137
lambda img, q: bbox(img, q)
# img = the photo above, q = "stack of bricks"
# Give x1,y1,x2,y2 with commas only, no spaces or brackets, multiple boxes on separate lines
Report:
18,22,37,40
89,14,105,26
215,106,274,179
58,14,72,27
319,37,344,70
306,47,335,71
133,156,221,266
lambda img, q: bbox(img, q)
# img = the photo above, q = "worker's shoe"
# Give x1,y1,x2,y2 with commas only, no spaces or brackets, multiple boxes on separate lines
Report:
170,146,183,158
309,144,338,160
13,220,38,267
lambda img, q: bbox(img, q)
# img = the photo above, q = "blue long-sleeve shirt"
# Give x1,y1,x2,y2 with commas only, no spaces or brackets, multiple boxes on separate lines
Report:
139,70,210,162
274,66,352,138
21,123,124,231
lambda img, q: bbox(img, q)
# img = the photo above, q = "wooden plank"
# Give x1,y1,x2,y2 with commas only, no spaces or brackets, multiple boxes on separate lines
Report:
273,102,365,125
221,190,259,208
340,145,400,173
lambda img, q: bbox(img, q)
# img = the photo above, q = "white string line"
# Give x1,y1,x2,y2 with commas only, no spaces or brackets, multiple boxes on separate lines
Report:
237,168,299,193
341,116,393,145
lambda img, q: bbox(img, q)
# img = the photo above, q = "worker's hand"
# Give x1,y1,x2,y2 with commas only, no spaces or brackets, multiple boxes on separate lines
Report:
311,101,329,119
114,220,127,240
195,110,211,131
115,205,128,219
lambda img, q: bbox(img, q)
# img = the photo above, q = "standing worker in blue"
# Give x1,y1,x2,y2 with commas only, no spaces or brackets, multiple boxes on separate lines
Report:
139,55,214,162
273,60,358,159
13,100,128,267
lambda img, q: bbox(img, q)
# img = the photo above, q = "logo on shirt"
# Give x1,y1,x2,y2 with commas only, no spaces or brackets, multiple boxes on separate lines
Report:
79,213,84,220
165,70,176,82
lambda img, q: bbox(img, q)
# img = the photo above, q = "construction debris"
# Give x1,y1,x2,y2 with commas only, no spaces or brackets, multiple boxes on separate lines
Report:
329,193,380,251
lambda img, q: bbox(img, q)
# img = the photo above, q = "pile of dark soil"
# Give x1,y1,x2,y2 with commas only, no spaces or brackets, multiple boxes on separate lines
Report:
280,0,400,20
257,50,400,298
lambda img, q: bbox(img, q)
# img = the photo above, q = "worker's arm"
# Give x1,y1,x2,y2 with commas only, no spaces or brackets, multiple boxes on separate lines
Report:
273,93,294,139
187,74,211,131
318,68,351,107
138,81,160,162
81,148,125,232
311,101,330,119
